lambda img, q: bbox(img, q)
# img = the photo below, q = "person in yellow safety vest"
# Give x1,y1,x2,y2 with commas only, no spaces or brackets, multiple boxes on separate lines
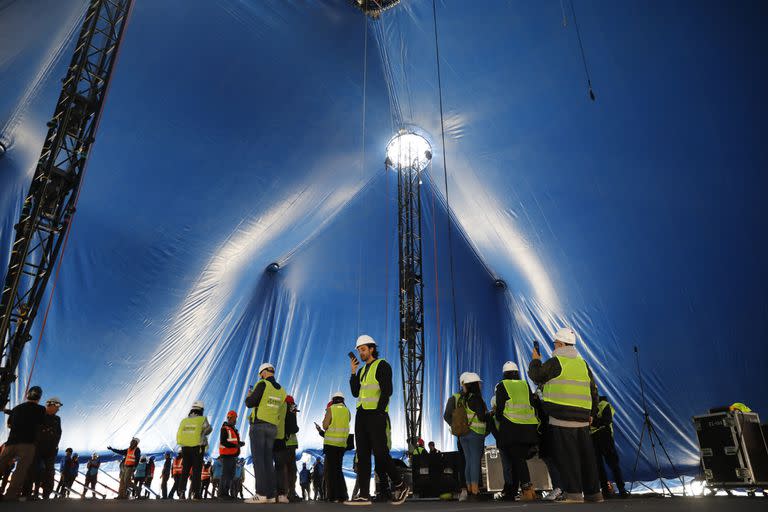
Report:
529,327,602,504
494,361,538,501
274,395,300,503
319,391,350,502
219,410,245,500
457,372,489,500
347,334,410,505
590,395,628,498
411,438,427,457
244,362,286,503
729,403,752,413
443,372,470,501
176,400,212,500
107,437,141,499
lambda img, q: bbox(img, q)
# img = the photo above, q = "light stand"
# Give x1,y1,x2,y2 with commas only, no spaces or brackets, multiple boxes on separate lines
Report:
629,346,687,496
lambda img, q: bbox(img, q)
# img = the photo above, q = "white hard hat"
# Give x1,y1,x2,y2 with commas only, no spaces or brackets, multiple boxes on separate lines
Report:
192,400,204,410
132,437,140,443
459,372,470,385
46,396,63,406
554,327,577,345
355,334,376,349
258,362,275,374
502,361,518,373
332,391,345,400
463,372,482,384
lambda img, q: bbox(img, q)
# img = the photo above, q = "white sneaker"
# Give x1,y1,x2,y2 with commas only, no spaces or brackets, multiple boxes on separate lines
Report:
458,489,468,501
543,488,563,501
245,494,272,504
276,495,289,504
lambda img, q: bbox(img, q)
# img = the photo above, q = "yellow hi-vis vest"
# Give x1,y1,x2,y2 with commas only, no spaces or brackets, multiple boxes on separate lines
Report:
542,355,592,410
501,379,539,426
324,404,350,448
464,394,487,435
249,379,287,425
590,399,615,435
358,358,388,412
177,415,206,447
286,433,298,447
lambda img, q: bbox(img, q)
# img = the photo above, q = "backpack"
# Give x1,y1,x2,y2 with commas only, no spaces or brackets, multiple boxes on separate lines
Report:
451,395,470,436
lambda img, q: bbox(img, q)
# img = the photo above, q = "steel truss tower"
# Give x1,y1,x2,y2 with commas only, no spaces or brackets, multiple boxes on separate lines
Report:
0,0,133,410
389,148,428,450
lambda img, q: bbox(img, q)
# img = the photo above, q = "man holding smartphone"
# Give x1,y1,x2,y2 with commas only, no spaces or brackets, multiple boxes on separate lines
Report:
346,334,410,505
529,327,601,504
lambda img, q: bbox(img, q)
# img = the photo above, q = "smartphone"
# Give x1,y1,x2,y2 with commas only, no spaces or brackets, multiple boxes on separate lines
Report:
533,340,540,355
348,351,359,364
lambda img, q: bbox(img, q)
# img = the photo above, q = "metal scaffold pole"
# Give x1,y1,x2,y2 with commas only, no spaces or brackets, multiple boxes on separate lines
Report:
0,0,133,409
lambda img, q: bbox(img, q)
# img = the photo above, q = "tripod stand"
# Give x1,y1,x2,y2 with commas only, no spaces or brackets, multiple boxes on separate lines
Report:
629,346,686,496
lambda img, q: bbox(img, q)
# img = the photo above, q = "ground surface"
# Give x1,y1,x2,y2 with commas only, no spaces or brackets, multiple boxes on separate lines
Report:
1,497,766,510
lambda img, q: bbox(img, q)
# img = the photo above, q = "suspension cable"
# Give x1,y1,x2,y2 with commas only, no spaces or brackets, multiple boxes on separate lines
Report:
356,11,369,335
431,0,460,384
568,0,596,101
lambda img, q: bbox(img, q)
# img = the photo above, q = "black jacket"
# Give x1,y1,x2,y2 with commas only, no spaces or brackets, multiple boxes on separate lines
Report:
6,401,45,445
349,358,392,414
35,413,62,455
162,458,172,478
528,349,598,423
274,409,299,450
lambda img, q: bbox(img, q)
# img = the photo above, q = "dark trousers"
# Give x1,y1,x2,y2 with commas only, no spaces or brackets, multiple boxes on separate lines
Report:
220,457,237,497
592,431,625,492
354,411,401,498
324,445,347,501
160,474,169,498
550,425,600,497
169,475,181,498
180,446,204,498
286,448,297,496
39,453,57,498
500,443,531,492
273,448,292,496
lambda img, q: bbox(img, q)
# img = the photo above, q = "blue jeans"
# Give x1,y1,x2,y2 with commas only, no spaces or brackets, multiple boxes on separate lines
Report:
250,422,277,497
220,456,237,497
459,431,485,486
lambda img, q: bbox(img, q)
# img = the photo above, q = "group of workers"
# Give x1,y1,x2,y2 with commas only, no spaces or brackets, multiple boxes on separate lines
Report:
0,387,64,501
0,326,625,505
439,327,627,504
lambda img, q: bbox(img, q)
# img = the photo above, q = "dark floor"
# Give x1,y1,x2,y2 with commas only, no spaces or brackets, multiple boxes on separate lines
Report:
1,497,765,511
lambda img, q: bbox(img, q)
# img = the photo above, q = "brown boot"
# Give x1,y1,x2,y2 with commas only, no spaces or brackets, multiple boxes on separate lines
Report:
521,486,536,501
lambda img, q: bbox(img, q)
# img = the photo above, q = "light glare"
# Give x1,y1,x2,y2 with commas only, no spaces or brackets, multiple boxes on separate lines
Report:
386,132,432,171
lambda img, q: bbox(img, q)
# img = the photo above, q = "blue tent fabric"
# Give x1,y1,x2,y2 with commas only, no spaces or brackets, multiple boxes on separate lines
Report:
1,0,766,480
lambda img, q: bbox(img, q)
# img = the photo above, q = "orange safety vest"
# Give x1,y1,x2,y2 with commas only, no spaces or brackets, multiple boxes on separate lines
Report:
219,424,240,456
201,466,211,480
125,448,137,467
172,457,183,476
